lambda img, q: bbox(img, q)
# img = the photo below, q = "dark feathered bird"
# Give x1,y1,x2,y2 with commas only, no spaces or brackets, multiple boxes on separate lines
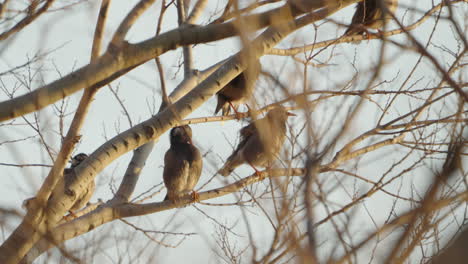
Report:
218,106,295,176
163,125,203,202
62,153,95,212
344,0,398,36
215,61,261,117
23,153,94,215
64,153,89,174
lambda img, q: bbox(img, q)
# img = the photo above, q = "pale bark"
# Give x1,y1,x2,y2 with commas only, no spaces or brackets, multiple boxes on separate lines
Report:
0,0,357,121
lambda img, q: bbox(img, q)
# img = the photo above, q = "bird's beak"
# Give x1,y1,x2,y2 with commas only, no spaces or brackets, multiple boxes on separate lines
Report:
286,112,296,117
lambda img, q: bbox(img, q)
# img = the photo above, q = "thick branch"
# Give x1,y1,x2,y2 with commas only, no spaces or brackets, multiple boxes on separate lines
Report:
0,0,56,41
25,168,305,257
0,2,297,121
0,0,361,122
110,0,157,45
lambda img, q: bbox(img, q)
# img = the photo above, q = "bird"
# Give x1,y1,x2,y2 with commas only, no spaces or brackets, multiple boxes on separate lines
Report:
23,153,95,218
163,125,203,202
62,153,95,213
218,106,295,177
344,0,398,37
64,153,89,174
215,60,261,118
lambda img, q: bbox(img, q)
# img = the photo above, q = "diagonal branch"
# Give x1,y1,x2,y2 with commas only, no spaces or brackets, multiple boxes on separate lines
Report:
110,0,158,45
0,0,56,41
0,0,360,122
23,168,306,259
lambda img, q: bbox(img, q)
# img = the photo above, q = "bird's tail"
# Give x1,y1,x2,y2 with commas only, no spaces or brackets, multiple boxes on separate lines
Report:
343,26,353,36
343,26,365,37
217,164,233,177
342,26,365,45
215,95,225,114
215,100,231,116
218,152,243,176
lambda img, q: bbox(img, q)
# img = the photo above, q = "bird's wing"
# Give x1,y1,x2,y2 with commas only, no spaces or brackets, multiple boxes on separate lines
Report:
218,75,246,100
345,1,381,35
218,130,250,176
358,1,379,23
350,2,365,24
239,120,259,141
187,146,203,190
163,149,190,194
218,118,266,176
237,117,271,156
215,93,229,115
345,2,365,35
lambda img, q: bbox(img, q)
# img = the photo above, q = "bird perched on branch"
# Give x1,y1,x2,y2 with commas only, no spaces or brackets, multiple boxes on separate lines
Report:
218,106,295,177
62,153,95,213
215,60,261,118
344,0,398,37
64,153,88,174
23,153,94,217
163,125,203,202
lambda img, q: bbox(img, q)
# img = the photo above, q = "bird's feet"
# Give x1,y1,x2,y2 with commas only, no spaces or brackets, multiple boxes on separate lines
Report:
248,162,263,177
166,195,180,204
234,111,243,120
245,104,254,118
360,29,373,41
373,29,385,39
364,30,387,41
191,191,200,203
228,101,243,120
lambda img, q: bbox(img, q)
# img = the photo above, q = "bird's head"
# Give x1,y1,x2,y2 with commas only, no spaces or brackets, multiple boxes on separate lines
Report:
266,106,296,123
70,153,88,168
170,125,193,145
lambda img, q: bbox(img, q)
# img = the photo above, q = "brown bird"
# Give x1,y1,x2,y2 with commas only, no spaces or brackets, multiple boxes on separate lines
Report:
215,60,261,117
218,106,295,176
344,0,398,36
23,153,95,216
163,125,203,202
